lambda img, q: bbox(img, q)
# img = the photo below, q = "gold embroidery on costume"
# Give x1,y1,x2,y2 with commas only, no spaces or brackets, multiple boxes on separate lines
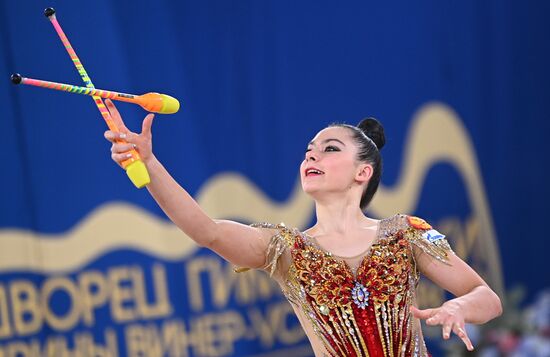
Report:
250,222,294,277
249,214,453,356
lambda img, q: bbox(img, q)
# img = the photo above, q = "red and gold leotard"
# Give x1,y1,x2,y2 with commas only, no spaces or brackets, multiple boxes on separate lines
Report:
253,214,453,357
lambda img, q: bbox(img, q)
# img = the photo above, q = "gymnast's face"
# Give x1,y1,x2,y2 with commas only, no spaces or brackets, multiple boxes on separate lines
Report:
300,127,369,199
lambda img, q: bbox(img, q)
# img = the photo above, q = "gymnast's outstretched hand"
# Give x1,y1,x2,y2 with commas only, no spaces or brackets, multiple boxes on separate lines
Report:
103,99,155,167
411,303,474,351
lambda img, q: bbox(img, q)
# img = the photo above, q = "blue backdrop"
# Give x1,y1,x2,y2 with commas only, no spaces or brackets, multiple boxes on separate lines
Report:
1,1,549,356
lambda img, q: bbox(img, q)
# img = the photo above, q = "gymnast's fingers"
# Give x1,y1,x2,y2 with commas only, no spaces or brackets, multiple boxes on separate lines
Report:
111,142,135,154
453,325,474,351
442,322,452,339
141,113,155,138
426,312,443,326
104,130,118,142
111,151,133,165
105,99,130,134
410,306,436,320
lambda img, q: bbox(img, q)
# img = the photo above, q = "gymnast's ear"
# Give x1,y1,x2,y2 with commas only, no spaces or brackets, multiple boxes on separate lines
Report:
355,163,373,183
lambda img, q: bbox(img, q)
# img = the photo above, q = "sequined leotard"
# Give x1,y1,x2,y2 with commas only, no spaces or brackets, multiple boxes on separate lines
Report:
253,214,453,357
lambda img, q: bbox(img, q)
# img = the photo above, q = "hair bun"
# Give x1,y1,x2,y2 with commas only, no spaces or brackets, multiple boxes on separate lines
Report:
357,117,385,150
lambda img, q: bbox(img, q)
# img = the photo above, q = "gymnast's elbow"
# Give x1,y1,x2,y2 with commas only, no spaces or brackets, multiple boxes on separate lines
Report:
493,291,504,319
483,286,503,322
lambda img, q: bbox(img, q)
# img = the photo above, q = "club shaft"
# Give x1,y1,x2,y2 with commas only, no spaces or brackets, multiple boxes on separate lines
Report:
21,77,138,103
47,12,140,167
48,15,116,127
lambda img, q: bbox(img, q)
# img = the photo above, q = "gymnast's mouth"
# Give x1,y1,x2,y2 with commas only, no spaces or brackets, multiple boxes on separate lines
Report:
305,167,325,176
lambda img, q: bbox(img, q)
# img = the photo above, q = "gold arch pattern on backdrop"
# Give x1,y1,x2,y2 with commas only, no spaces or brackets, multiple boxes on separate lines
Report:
0,102,503,296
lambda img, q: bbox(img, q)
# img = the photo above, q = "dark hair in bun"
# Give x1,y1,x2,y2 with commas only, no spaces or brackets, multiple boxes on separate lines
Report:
329,117,385,210
358,117,385,150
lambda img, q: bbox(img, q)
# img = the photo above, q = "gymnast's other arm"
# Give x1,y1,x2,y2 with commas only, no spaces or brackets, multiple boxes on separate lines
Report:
103,99,273,269
411,249,503,351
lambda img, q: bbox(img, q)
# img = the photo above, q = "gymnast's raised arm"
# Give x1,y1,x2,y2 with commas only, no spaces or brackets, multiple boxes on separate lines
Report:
103,99,274,268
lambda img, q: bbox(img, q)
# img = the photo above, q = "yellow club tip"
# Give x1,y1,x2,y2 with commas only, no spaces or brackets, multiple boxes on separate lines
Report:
159,94,180,114
125,160,150,188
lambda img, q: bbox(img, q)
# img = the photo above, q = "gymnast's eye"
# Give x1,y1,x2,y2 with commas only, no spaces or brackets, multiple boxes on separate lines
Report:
325,146,340,152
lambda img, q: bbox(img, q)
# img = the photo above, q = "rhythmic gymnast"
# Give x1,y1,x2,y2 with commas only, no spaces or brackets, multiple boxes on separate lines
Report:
104,100,502,356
